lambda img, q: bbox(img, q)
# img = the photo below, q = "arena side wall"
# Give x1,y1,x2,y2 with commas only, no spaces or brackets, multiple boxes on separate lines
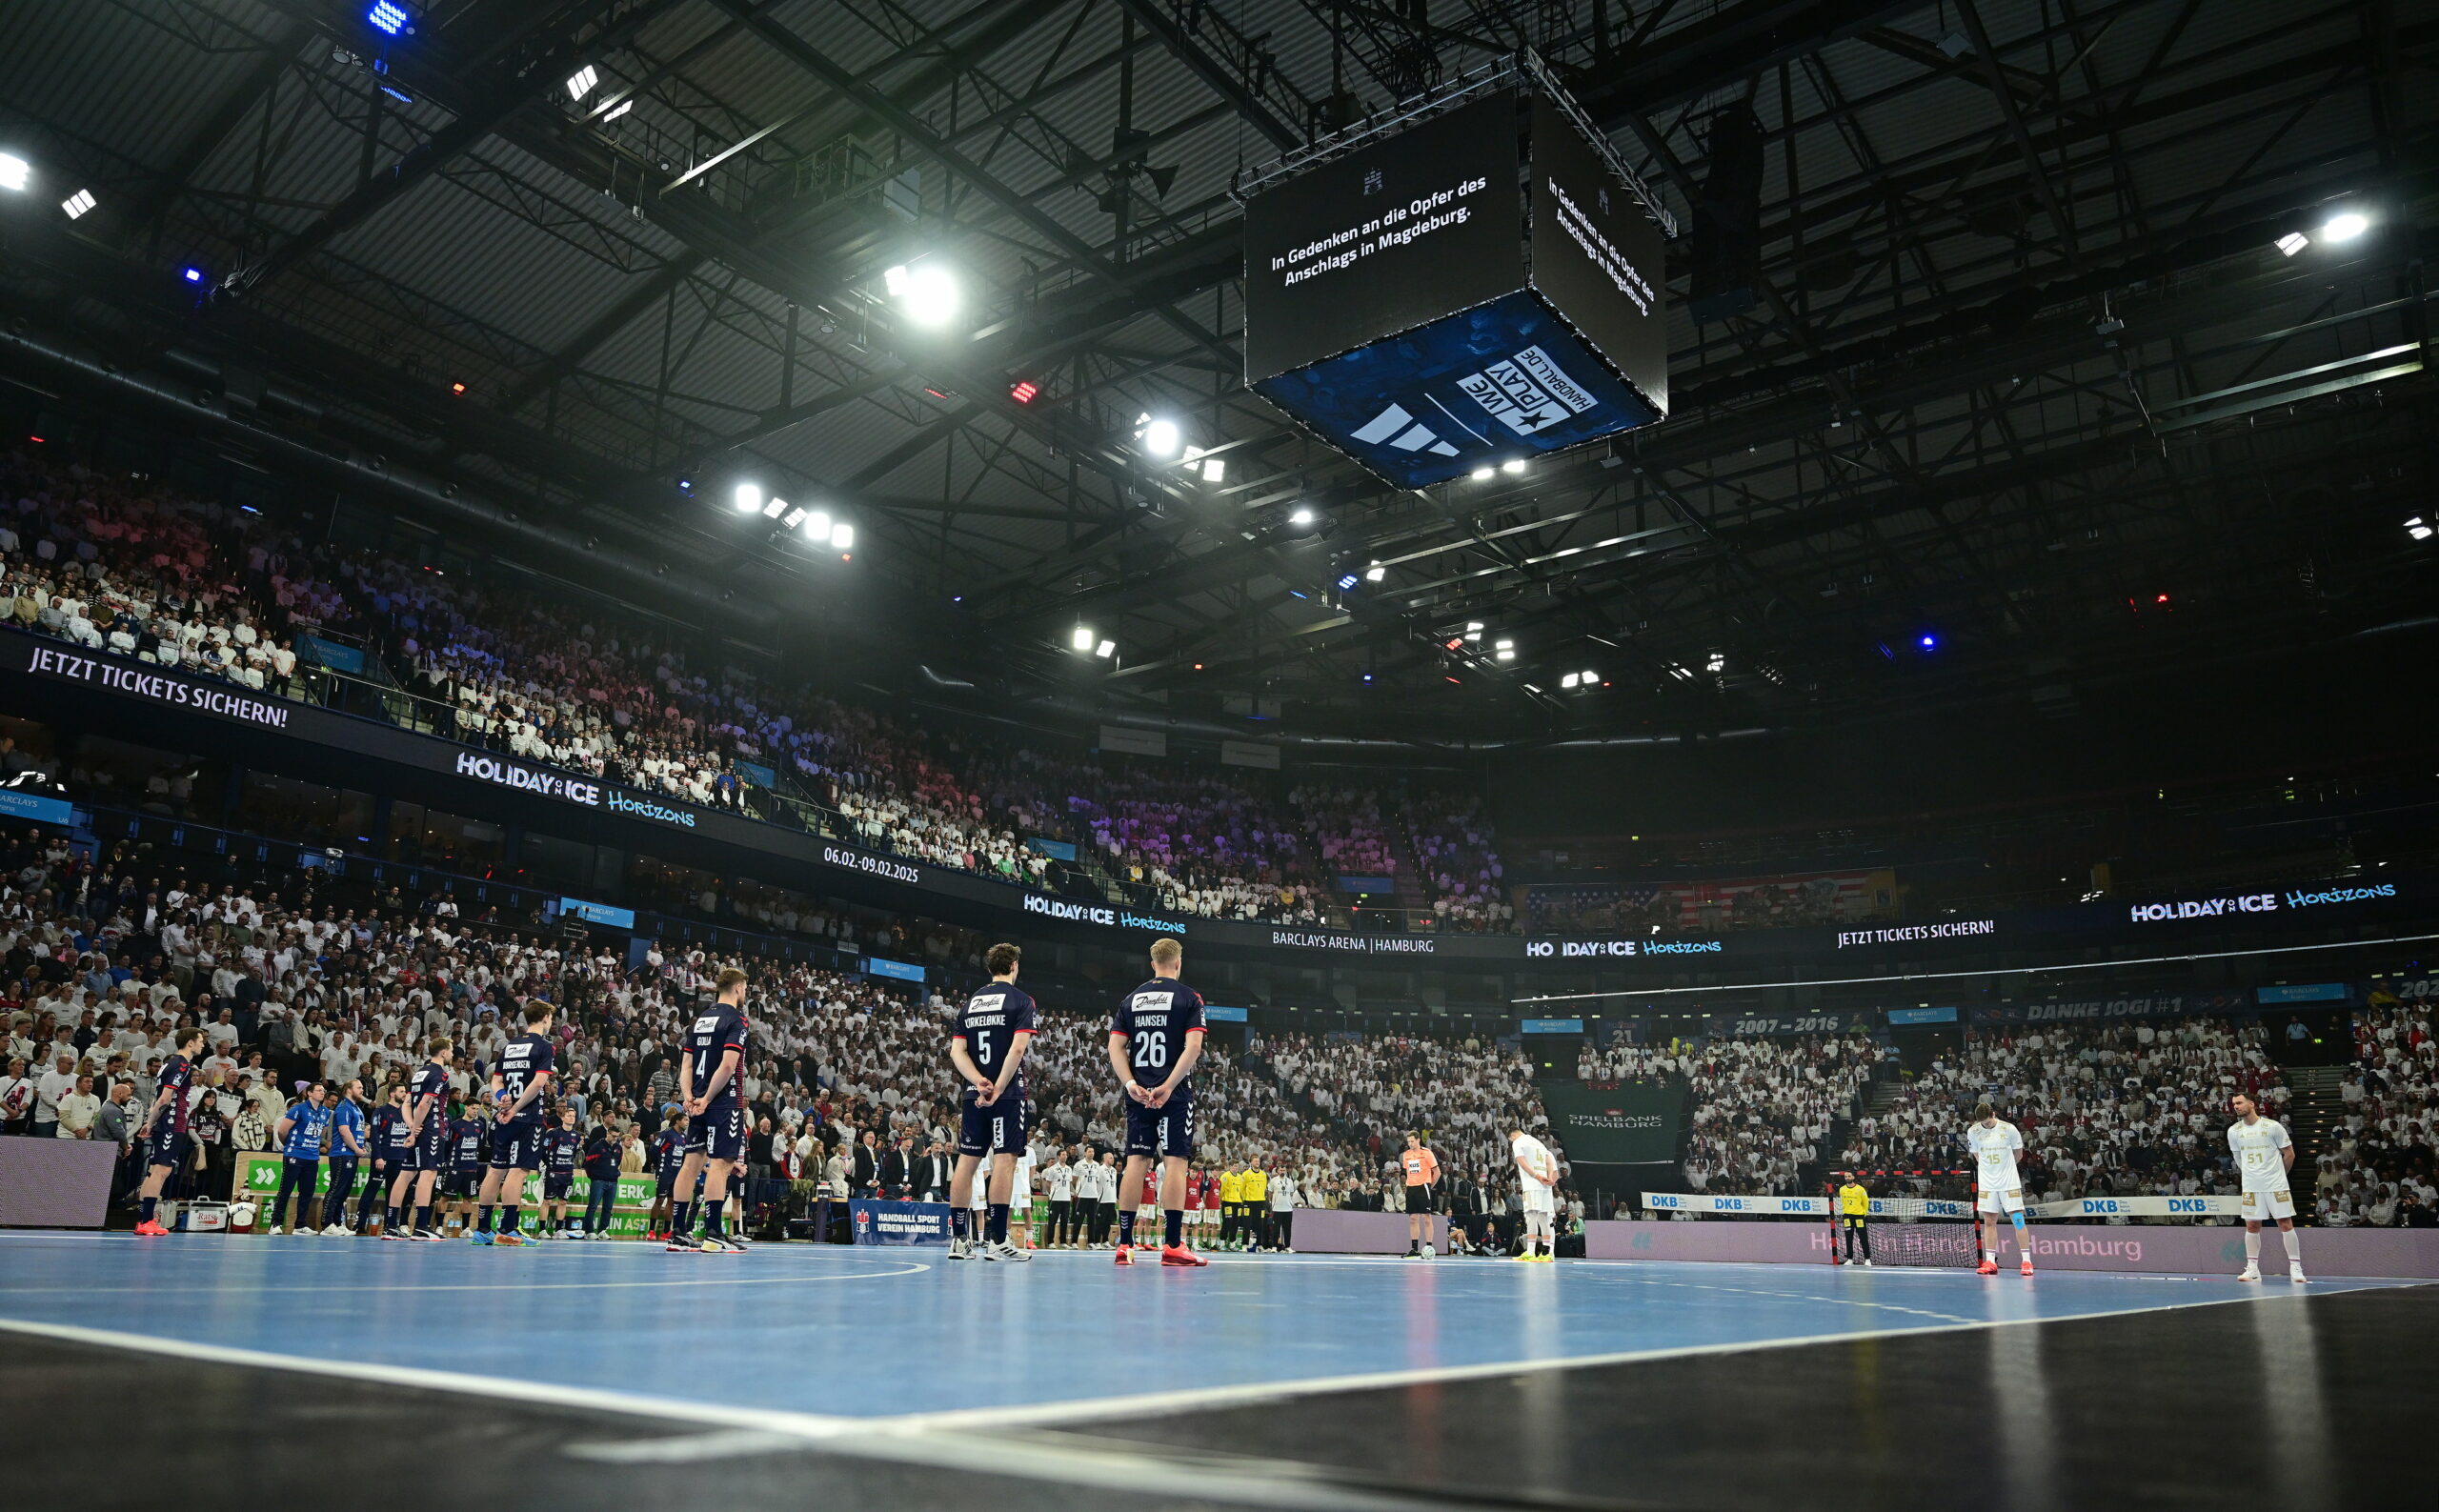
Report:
1583,1219,2439,1278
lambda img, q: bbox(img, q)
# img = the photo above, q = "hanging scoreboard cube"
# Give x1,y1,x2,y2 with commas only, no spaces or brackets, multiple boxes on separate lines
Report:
1240,82,1670,489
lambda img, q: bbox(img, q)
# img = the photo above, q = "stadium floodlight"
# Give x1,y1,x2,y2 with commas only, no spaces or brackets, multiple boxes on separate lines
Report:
2275,232,2309,256
367,1,410,35
1140,417,1181,458
1289,506,1316,525
884,262,959,326
1095,639,1116,658
567,65,598,101
1469,466,1494,481
2320,211,2368,242
800,509,831,540
2409,516,2433,541
1071,625,1095,652
1560,673,1581,689
1502,458,1527,474
1580,669,1598,684
602,98,633,122
1496,648,1515,662
829,521,854,550
1364,562,1385,582
733,482,763,513
1705,651,1725,673
1200,457,1225,483
1337,574,1360,592
1919,634,1937,650
181,266,206,284
780,507,806,530
761,495,788,518
60,189,95,220
0,154,28,192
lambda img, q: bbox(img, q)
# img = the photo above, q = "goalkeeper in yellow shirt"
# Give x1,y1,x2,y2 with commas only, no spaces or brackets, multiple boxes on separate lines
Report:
1240,1164,1269,1250
1219,1163,1245,1248
1836,1176,1872,1266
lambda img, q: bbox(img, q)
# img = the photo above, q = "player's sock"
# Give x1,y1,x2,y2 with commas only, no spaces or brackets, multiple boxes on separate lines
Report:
987,1203,1009,1244
476,1205,494,1234
701,1204,724,1241
673,1200,694,1237
416,1205,434,1232
953,1207,970,1240
500,1202,518,1236
1164,1209,1184,1247
140,1197,156,1224
1118,1212,1136,1247
386,1205,401,1231
2245,1230,2262,1262
2282,1229,2303,1266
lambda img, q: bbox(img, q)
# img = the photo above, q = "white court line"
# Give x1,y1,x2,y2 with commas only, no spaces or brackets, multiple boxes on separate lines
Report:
0,1317,1451,1512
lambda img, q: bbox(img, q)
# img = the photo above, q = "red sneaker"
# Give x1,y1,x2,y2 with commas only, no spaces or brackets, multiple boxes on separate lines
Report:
1976,1259,1999,1275
1113,1245,1134,1266
1160,1244,1209,1267
2019,1259,2034,1277
133,1220,170,1237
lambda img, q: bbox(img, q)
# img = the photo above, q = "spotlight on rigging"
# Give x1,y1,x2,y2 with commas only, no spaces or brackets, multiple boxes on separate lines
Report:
885,262,960,327
1070,625,1095,652
367,1,411,36
733,483,763,514
566,65,598,102
60,189,95,220
1139,416,1181,458
2275,232,2309,256
0,154,30,192
2319,211,2369,242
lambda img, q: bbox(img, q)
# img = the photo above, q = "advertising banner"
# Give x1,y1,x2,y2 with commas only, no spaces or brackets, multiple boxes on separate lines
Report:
1542,1079,1683,1163
849,1199,952,1245
1585,1220,2439,1278
232,1153,657,1234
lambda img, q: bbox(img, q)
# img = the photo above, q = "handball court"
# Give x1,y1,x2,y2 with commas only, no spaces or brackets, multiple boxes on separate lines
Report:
0,1232,2430,1510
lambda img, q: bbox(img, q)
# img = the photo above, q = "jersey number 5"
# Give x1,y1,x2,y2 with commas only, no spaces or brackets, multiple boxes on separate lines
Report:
972,1029,991,1065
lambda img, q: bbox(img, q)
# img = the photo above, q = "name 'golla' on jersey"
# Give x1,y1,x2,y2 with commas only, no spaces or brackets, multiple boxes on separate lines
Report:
1965,1119,2024,1192
2227,1118,2292,1189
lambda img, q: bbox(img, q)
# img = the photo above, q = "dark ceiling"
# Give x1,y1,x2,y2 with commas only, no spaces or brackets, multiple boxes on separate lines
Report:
0,0,2432,750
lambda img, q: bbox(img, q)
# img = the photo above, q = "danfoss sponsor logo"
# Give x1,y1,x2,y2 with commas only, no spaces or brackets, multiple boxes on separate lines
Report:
455,751,601,807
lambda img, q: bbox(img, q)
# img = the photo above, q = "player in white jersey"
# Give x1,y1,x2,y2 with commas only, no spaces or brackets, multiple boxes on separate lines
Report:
1010,1146,1034,1249
1965,1101,2034,1277
1510,1126,1559,1261
2227,1093,2306,1283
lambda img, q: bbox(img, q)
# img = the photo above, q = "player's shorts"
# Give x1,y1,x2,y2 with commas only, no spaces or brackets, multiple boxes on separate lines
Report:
1405,1182,1438,1215
684,1101,745,1162
407,1119,451,1173
1122,1090,1194,1160
2240,1185,2296,1221
144,1126,190,1171
444,1170,479,1200
543,1173,574,1201
1975,1186,2025,1216
957,1089,1027,1158
489,1116,545,1171
655,1171,678,1200
1521,1191,1557,1218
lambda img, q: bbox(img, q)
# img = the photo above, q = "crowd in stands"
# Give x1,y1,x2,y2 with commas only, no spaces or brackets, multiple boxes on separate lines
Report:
0,448,1519,929
1408,790,1510,932
2319,1005,2439,1226
1525,874,1885,937
0,814,1563,1233
1249,1028,1555,1203
1575,1033,1888,1196
1841,1019,2293,1207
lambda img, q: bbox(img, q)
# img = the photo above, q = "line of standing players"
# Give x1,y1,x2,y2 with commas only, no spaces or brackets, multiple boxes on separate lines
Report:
130,937,1215,1265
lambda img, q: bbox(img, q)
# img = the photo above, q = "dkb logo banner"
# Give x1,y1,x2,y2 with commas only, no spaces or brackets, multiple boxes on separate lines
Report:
1542,1079,1683,1163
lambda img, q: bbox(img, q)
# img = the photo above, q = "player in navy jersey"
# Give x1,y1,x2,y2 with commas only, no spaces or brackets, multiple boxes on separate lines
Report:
948,942,1037,1262
133,1026,208,1235
385,1037,455,1240
362,1084,407,1233
1107,937,1209,1267
446,1100,489,1234
539,1106,580,1239
648,1112,689,1239
668,966,751,1253
471,998,557,1245
323,1078,369,1235
269,1081,333,1235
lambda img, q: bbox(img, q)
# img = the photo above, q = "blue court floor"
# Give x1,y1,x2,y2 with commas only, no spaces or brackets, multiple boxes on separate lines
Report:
0,1232,2415,1430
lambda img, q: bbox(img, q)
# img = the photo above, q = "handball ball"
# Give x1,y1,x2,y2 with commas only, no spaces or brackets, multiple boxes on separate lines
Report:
231,1201,258,1229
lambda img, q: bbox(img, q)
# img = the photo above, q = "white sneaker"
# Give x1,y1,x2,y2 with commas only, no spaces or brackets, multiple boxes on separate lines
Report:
2289,1265,2308,1284
1421,1242,1436,1260
1860,1259,1872,1267
948,1238,973,1260
2238,1265,2261,1282
320,1223,348,1237
267,1225,285,1236
983,1241,1030,1262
